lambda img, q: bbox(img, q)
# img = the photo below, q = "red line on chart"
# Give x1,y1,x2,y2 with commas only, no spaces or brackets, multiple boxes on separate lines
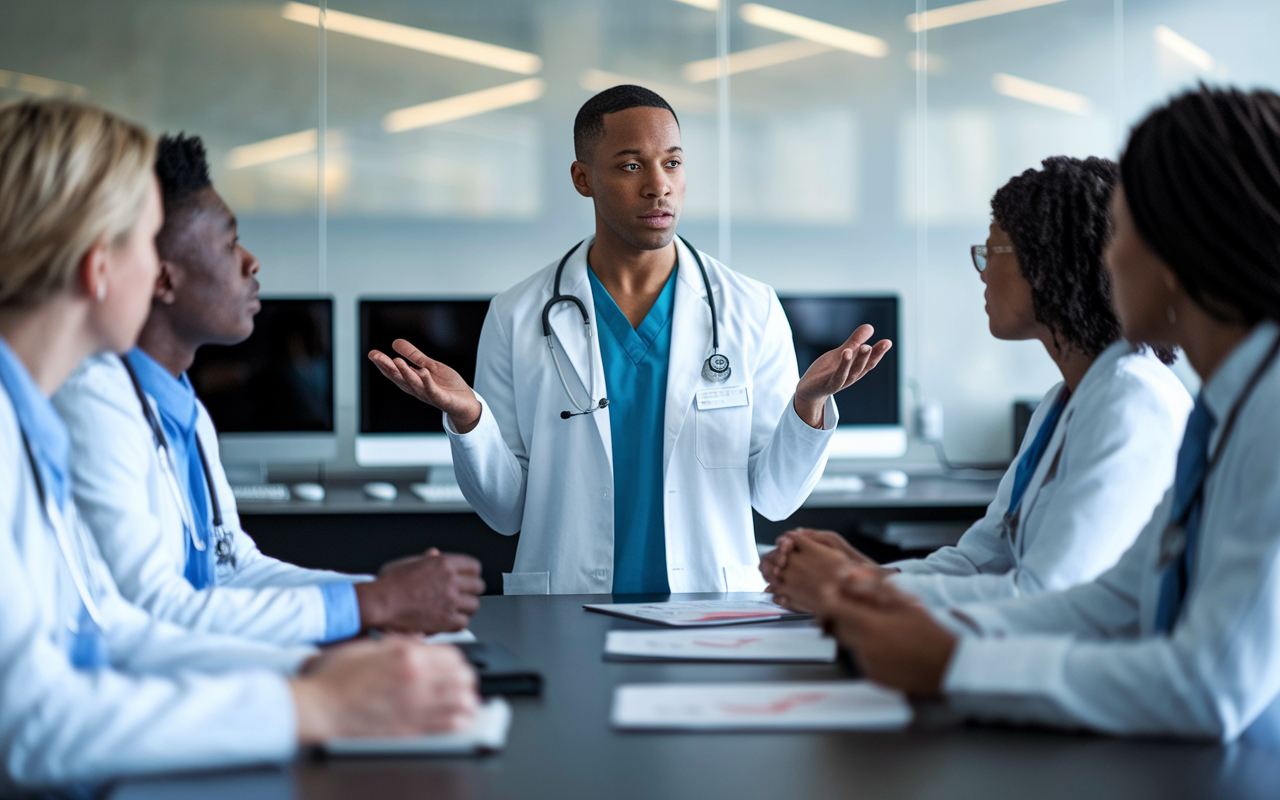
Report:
690,612,781,621
692,638,762,648
720,692,829,715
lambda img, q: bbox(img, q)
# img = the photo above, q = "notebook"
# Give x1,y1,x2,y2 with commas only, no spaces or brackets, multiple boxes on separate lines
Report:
323,697,511,756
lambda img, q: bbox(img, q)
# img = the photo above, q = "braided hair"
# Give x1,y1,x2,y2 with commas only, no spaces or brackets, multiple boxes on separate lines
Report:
991,156,1172,362
1121,85,1280,326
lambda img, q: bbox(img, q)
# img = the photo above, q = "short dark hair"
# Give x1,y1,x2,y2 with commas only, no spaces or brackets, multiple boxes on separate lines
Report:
154,132,213,257
1121,85,1280,326
989,156,1171,361
573,85,678,161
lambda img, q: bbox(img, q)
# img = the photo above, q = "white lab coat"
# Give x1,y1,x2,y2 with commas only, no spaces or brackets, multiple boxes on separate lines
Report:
53,354,367,646
448,236,838,595
0,382,306,790
888,342,1192,606
941,322,1280,743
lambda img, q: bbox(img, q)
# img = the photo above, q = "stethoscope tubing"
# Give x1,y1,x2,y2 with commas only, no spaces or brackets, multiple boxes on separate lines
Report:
541,236,724,416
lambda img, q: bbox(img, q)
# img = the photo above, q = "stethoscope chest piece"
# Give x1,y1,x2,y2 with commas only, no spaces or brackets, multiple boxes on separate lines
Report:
702,352,732,382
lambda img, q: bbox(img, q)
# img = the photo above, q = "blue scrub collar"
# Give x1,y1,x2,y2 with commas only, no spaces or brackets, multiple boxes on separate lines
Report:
0,335,72,506
125,347,199,437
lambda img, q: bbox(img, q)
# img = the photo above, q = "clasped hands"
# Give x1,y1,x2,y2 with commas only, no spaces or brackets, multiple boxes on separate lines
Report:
761,528,957,696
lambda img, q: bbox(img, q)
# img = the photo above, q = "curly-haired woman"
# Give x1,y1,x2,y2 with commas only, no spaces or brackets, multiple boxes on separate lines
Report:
763,156,1192,610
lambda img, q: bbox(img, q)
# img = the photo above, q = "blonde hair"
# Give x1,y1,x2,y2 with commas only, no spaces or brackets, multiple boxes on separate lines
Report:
0,99,155,309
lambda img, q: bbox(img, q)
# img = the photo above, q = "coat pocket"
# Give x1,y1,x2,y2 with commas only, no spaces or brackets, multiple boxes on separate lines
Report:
696,404,752,469
503,571,550,595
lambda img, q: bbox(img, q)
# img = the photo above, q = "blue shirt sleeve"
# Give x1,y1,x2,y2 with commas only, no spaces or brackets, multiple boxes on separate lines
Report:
318,581,361,642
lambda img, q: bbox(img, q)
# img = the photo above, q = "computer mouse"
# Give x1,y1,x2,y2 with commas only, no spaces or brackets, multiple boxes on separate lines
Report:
872,469,909,489
363,481,398,501
291,482,325,502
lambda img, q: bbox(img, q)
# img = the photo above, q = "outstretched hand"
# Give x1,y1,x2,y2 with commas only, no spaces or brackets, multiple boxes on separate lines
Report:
794,324,893,428
369,339,483,433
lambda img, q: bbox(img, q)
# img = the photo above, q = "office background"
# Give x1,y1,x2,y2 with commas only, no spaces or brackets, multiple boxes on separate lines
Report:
3,0,1272,471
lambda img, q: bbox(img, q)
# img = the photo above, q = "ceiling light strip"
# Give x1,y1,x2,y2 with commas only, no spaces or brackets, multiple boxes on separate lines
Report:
280,2,541,75
906,0,1068,33
993,73,1091,115
384,78,547,133
740,4,888,58
682,39,832,83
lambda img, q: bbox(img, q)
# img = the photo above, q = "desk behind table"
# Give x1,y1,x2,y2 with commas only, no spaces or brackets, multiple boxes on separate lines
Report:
111,593,1276,800
239,476,1002,590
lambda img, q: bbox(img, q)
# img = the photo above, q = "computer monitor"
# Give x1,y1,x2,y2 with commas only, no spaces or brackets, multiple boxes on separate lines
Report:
777,295,905,459
188,297,336,464
357,298,492,467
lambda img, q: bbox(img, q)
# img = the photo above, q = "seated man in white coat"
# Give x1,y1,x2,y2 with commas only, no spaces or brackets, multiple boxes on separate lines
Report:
54,134,484,646
764,157,1191,610
370,85,892,595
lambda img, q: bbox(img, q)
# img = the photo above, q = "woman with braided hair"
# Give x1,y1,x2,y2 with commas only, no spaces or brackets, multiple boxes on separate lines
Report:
764,155,1191,611
804,85,1280,744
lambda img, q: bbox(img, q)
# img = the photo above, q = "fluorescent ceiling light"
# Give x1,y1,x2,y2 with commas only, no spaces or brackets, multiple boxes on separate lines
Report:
280,2,541,75
227,129,322,169
740,4,888,58
1153,25,1214,72
580,69,713,110
682,39,832,83
384,78,546,133
0,69,87,98
906,0,1068,33
907,50,944,73
671,0,718,9
993,73,1090,115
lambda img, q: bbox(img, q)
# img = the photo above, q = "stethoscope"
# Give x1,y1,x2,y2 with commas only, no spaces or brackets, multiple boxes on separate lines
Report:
21,434,105,631
542,235,730,419
122,357,237,568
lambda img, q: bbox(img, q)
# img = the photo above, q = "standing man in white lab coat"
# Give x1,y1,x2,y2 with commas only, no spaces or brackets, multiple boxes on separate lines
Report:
371,85,892,595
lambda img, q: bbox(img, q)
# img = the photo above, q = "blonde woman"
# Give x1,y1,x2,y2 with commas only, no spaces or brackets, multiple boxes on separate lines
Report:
0,99,476,790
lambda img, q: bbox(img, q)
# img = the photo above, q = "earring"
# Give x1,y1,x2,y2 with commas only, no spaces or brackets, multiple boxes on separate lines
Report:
1163,272,1177,326
1167,304,1177,325
96,282,106,301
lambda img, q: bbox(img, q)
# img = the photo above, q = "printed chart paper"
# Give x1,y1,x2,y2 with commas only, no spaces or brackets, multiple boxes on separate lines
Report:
583,597,810,627
323,698,511,756
612,682,911,731
605,627,836,662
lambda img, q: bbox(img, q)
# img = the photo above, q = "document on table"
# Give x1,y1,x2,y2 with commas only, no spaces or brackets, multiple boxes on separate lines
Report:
612,682,911,731
583,597,810,627
323,697,511,756
425,629,478,644
605,627,836,662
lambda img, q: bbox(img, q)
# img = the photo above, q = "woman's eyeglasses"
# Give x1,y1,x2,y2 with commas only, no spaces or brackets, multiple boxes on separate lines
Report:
971,244,1014,273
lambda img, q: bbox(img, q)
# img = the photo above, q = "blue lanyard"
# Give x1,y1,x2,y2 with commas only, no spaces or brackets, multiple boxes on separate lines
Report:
1003,386,1070,537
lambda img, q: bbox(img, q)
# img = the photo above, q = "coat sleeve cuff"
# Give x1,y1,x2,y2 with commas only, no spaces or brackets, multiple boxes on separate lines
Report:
943,631,1074,697
783,393,840,440
319,582,361,642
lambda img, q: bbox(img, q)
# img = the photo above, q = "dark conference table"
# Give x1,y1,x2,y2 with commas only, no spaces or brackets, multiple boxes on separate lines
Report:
113,593,1280,800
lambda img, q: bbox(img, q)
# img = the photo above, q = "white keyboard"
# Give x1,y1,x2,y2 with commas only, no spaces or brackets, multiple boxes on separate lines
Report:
811,475,867,494
410,483,468,504
230,483,291,502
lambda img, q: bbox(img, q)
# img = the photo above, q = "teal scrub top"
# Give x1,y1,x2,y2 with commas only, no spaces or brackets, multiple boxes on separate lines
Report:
588,265,678,594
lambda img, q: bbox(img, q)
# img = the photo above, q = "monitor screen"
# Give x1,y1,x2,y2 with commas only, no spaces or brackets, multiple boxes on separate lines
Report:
777,295,899,427
189,297,334,433
359,299,492,434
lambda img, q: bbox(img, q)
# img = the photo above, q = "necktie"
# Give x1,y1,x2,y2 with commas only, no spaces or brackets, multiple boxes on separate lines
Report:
1003,387,1070,539
1153,395,1215,633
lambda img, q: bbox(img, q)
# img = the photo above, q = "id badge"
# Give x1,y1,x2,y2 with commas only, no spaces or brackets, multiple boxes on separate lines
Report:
1158,522,1187,568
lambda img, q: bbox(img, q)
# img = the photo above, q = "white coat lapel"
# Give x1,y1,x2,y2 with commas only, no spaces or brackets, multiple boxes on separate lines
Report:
545,237,612,467
1017,342,1130,542
663,238,719,474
